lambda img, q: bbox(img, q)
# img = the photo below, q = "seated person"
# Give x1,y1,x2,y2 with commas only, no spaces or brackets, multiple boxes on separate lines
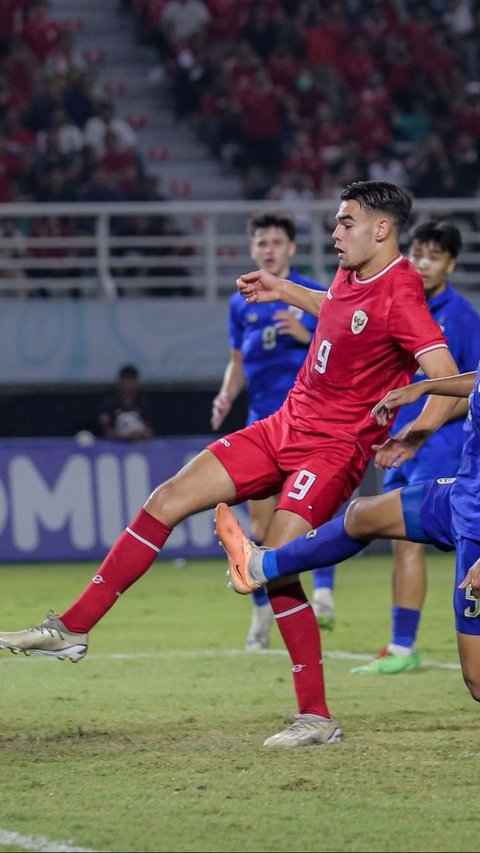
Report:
98,364,154,441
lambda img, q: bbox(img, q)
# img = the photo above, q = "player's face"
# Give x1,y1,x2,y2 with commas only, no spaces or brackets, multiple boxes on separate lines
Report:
250,226,296,278
332,200,384,272
408,239,456,298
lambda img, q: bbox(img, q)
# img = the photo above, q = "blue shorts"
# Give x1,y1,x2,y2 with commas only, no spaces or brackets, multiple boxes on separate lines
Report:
400,480,480,635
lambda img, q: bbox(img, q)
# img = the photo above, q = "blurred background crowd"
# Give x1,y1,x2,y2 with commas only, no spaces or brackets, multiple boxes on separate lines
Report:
1,0,479,205
0,0,479,298
143,0,480,202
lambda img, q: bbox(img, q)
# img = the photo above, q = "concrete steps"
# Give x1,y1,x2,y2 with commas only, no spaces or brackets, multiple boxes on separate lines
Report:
49,0,243,200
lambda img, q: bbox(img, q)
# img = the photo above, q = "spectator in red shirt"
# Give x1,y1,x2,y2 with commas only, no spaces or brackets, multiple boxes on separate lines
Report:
339,33,377,93
353,103,392,157
0,133,23,201
206,0,251,44
3,104,35,171
310,101,347,168
233,66,284,195
0,0,29,59
280,129,324,190
3,35,38,104
98,129,139,197
21,0,60,64
302,5,349,67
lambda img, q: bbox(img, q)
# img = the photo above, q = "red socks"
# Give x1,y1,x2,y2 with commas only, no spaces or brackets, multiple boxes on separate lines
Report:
61,509,172,633
268,581,331,718
61,509,331,723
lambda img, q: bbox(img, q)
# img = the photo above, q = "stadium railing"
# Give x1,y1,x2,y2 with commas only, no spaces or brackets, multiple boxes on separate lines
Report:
0,198,479,299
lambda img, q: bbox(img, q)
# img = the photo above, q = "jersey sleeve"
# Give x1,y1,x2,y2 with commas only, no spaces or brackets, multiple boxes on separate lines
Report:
228,294,244,350
456,301,480,372
387,273,447,356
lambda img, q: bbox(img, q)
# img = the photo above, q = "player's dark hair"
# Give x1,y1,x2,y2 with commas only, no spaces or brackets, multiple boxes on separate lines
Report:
408,220,462,258
118,364,139,380
247,210,297,242
340,181,413,232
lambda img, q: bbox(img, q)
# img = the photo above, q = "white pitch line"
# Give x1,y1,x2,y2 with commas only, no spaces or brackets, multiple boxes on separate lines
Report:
0,828,95,852
0,647,461,670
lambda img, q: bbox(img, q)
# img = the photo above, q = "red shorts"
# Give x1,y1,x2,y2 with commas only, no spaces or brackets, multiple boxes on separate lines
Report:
208,409,368,528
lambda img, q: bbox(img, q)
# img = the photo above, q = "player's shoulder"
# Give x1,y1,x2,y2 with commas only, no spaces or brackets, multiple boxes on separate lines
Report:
446,283,480,316
229,289,249,313
387,256,425,296
289,267,328,292
390,255,421,284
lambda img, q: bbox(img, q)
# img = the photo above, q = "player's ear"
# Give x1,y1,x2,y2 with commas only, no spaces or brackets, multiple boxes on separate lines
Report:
375,217,391,242
288,241,296,258
446,256,456,275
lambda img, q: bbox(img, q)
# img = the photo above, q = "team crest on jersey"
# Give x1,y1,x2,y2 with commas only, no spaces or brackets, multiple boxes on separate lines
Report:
246,312,258,323
351,309,368,334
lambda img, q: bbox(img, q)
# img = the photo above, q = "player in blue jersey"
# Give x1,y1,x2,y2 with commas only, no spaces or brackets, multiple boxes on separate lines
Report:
352,220,480,674
211,210,336,650
215,364,480,702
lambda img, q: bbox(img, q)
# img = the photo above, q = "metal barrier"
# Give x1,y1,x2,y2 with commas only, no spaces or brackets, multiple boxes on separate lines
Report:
0,198,479,299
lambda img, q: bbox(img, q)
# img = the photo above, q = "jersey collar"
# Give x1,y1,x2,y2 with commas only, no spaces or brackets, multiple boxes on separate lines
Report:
353,254,403,284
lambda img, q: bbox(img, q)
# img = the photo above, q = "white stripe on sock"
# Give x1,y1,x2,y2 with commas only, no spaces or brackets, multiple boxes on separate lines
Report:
274,602,310,619
126,527,160,552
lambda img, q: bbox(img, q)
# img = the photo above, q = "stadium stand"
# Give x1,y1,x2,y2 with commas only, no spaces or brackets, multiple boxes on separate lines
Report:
0,0,479,302
0,0,479,442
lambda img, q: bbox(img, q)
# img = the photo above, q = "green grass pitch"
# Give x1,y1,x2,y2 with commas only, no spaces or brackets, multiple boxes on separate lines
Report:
0,552,477,853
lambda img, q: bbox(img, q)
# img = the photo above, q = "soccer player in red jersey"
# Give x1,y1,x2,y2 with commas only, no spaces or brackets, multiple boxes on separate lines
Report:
0,181,461,747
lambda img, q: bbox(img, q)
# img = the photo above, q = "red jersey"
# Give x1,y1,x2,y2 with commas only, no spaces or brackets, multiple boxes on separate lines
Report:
283,255,447,454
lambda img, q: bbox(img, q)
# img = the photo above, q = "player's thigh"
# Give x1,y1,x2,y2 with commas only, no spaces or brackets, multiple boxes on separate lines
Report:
146,448,237,524
345,490,407,539
248,495,279,543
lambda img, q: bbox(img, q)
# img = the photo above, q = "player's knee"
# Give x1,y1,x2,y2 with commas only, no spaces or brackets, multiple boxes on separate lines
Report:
144,479,177,520
464,673,480,703
344,497,368,538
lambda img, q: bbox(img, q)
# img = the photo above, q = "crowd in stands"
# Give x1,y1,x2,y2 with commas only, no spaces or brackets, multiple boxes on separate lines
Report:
0,0,191,296
133,0,480,201
1,0,480,295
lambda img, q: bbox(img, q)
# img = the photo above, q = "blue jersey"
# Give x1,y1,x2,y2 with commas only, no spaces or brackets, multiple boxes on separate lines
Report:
451,361,480,539
228,267,327,422
400,361,480,634
384,283,480,489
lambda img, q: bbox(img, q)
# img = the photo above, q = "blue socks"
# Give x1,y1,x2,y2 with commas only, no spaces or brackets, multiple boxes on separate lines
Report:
252,586,269,607
313,565,336,590
262,515,368,582
391,606,421,650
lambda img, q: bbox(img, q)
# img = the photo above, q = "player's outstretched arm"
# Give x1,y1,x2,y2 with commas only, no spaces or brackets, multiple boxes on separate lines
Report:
372,369,477,470
237,270,325,317
211,349,245,431
372,370,477,424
